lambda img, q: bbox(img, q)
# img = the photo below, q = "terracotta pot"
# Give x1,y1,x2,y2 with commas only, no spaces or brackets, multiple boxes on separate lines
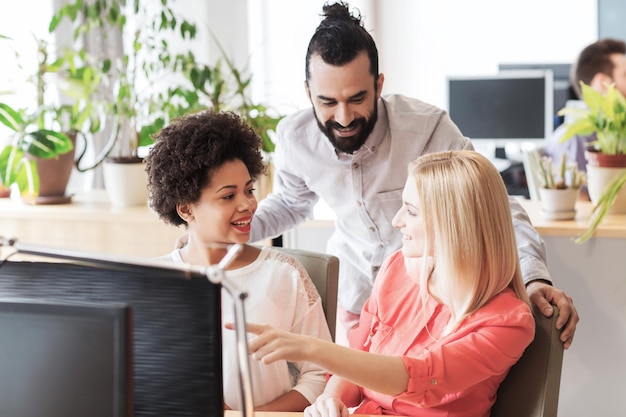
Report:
585,149,626,168
29,132,77,205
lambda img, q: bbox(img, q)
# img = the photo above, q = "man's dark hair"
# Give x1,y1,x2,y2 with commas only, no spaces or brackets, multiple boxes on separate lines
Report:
573,38,626,97
305,1,379,81
145,110,265,226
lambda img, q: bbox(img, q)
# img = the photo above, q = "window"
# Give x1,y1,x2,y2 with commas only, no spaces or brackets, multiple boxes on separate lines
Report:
0,1,54,138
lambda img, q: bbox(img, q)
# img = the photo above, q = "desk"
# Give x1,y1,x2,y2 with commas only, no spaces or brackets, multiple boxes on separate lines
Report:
518,198,626,238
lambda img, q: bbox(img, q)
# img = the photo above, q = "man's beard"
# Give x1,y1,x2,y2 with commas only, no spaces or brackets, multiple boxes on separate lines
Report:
314,101,378,154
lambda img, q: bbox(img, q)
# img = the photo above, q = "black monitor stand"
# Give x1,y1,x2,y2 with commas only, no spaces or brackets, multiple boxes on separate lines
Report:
495,146,508,160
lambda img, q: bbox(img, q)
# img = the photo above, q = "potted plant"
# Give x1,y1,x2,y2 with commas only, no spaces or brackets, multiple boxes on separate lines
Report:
50,0,199,207
558,82,626,241
50,2,283,205
536,154,586,220
0,102,73,203
180,44,284,199
0,36,98,204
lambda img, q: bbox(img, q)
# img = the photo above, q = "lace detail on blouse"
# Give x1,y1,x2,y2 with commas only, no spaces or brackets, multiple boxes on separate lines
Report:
270,249,322,309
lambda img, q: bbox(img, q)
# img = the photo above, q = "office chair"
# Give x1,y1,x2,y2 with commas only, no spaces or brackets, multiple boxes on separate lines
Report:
491,305,564,417
275,247,339,342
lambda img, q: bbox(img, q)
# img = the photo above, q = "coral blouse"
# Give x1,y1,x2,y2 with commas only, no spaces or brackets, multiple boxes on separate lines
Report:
349,251,535,417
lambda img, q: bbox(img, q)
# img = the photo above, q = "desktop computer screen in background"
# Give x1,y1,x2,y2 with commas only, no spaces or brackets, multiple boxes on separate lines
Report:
447,70,553,155
447,70,554,197
498,63,577,128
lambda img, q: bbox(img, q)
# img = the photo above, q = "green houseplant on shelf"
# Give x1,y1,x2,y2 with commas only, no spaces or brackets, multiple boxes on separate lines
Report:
49,0,199,207
179,44,284,199
50,1,283,205
535,154,586,220
0,36,101,203
190,34,283,156
558,81,626,242
0,102,73,202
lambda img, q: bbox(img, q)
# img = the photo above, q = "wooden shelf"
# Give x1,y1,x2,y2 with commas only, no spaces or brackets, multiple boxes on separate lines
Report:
517,198,626,239
0,190,184,258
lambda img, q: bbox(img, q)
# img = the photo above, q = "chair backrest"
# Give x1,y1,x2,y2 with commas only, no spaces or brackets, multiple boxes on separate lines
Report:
275,247,339,341
491,305,564,417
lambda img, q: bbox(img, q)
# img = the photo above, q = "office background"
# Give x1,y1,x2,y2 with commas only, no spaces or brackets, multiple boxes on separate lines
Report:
197,0,598,113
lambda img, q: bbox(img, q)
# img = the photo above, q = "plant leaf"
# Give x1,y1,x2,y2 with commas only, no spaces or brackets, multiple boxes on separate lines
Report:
558,117,596,143
574,169,626,243
580,82,604,114
0,103,24,132
0,146,38,194
24,130,74,159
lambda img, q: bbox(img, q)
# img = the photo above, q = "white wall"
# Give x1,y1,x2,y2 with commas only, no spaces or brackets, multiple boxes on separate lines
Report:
376,1,598,108
214,0,598,112
4,0,598,123
0,1,55,115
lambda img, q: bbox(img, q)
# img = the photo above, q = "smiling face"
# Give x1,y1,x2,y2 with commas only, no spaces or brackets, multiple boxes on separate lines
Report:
392,175,428,259
179,159,257,247
305,52,384,154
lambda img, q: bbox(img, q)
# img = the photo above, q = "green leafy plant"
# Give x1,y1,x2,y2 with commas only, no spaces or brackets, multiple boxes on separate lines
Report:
50,0,198,167
575,172,626,243
0,37,87,199
49,0,283,173
537,154,585,190
168,36,283,155
0,103,73,200
558,82,626,243
559,82,626,155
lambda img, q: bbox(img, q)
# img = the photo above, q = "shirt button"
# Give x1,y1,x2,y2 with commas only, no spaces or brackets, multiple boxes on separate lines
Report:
378,243,384,248
369,226,375,232
357,201,362,206
431,378,438,385
372,266,379,272
353,162,359,169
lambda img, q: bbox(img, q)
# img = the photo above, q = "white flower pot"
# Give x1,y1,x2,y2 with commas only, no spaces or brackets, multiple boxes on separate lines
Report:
103,160,149,208
538,187,579,220
586,165,626,214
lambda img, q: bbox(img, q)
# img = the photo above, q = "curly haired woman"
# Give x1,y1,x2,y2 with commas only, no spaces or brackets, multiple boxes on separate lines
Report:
146,110,331,411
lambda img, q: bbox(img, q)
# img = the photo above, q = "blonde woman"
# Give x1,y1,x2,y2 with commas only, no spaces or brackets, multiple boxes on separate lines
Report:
243,150,535,417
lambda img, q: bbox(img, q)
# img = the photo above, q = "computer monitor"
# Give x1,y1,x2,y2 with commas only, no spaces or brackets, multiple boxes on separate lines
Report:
447,70,554,161
0,299,131,417
0,255,224,417
498,63,577,124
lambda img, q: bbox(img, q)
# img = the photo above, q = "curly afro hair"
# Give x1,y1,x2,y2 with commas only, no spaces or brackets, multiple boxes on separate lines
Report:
145,110,266,226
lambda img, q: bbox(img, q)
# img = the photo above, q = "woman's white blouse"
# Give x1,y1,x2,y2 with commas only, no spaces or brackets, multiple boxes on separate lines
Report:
162,246,331,409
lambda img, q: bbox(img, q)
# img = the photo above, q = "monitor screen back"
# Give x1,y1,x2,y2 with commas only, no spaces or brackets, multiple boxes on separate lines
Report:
0,260,223,417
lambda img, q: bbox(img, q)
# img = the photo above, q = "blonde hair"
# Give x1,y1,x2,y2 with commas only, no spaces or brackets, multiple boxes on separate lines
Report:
409,150,530,334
